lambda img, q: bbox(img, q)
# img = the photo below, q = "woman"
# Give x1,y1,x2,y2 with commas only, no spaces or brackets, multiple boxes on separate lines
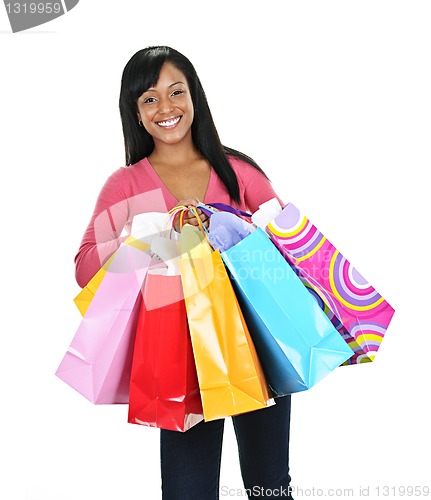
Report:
75,46,293,500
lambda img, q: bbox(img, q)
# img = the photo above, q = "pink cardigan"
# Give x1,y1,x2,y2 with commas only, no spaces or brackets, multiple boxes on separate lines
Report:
74,156,283,287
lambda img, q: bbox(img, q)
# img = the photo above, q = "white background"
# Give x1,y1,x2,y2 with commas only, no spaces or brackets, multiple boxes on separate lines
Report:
1,1,430,499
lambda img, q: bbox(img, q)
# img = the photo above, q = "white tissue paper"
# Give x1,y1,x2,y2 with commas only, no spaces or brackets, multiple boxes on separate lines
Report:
251,198,283,229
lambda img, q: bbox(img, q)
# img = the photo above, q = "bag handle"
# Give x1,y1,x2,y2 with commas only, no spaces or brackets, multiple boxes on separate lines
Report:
197,202,252,219
167,205,208,235
162,205,186,237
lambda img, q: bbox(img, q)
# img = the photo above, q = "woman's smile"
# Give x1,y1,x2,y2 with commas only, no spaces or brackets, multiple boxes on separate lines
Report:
136,62,194,147
156,116,182,128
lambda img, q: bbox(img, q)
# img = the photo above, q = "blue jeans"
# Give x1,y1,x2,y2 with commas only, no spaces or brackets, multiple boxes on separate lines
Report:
160,395,293,499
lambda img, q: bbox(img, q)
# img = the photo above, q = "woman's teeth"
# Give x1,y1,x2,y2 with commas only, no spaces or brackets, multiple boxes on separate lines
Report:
157,117,181,127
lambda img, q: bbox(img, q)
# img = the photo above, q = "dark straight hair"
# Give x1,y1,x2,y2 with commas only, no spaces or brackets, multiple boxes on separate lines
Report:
119,46,268,203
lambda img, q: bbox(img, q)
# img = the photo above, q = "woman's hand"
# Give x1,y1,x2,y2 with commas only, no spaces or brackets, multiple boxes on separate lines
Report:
173,197,210,232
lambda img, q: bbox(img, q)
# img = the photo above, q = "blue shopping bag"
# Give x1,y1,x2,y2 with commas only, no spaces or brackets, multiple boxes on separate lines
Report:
221,227,354,396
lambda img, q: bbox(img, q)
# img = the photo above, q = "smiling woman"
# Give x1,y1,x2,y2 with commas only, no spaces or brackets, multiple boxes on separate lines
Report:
134,62,209,201
117,46,273,205
136,64,195,147
73,45,293,500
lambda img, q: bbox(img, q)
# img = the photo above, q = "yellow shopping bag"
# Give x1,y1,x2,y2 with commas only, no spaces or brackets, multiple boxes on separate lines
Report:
74,236,149,316
178,224,272,422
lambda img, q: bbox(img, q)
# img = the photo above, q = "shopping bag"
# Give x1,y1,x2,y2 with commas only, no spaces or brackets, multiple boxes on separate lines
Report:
128,269,204,432
265,202,395,364
73,233,160,316
220,227,354,396
178,224,272,421
56,236,154,404
73,252,116,316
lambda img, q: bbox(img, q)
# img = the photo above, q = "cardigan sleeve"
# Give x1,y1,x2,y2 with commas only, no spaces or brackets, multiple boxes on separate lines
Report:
74,168,131,288
229,156,285,213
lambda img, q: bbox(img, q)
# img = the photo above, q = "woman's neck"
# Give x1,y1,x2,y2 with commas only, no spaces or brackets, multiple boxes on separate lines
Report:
149,139,203,169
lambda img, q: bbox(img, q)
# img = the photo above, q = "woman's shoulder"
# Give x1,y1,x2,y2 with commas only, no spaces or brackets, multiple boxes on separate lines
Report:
104,158,147,184
227,153,256,171
226,153,265,181
113,157,148,175
95,159,149,204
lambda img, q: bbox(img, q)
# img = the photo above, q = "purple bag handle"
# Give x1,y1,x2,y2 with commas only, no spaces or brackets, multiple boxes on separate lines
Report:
198,202,252,219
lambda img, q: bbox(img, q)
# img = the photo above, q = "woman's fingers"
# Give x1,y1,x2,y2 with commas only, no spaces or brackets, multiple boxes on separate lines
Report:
183,208,210,229
174,198,209,229
198,210,210,229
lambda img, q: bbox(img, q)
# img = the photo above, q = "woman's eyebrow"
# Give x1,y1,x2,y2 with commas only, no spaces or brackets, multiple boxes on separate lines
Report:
145,81,185,92
169,81,185,87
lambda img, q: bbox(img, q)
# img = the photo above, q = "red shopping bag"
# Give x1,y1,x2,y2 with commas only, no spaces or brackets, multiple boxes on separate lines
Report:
128,271,204,432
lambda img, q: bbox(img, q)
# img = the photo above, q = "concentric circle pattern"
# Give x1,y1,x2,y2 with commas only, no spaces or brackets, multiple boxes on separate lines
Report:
267,203,395,364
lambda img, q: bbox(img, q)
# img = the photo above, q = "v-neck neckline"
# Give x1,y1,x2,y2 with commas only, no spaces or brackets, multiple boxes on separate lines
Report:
142,156,215,206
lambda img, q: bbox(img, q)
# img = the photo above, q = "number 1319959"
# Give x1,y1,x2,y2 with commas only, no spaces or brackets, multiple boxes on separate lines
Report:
5,3,62,14
375,485,429,496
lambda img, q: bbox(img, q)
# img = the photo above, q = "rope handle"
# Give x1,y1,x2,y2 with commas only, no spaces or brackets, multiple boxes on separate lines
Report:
167,205,208,235
184,205,208,234
166,205,188,237
197,202,252,219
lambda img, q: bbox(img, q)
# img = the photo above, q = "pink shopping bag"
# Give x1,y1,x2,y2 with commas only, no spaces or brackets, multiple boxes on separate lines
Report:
56,240,153,403
266,203,395,364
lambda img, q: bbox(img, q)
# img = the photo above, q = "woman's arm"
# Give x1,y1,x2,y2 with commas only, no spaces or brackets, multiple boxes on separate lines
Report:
74,169,131,288
229,156,285,213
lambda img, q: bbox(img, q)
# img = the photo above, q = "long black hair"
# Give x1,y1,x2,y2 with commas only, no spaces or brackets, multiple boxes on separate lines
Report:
119,46,268,203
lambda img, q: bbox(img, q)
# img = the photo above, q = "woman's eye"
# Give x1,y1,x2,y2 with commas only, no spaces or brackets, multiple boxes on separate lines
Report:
143,96,157,104
171,89,184,97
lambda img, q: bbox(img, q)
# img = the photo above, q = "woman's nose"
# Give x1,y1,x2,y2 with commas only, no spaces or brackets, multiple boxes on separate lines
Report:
158,96,174,114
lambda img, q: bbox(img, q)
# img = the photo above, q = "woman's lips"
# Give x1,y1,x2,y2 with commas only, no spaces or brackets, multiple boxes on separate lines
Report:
156,116,181,128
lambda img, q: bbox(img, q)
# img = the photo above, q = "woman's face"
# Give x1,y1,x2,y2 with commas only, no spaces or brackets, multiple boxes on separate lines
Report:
136,62,194,148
